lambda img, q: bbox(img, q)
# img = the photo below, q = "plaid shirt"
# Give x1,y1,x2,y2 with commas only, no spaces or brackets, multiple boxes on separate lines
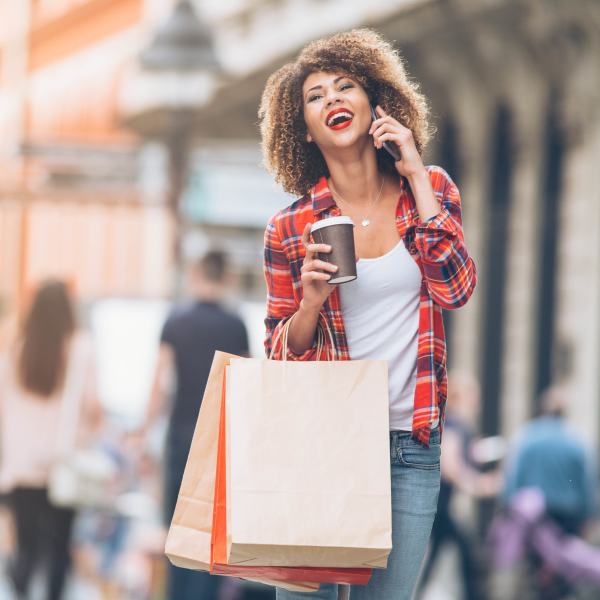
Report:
263,165,477,446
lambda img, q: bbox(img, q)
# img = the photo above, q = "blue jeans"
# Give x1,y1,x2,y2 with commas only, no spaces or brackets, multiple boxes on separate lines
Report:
276,429,441,600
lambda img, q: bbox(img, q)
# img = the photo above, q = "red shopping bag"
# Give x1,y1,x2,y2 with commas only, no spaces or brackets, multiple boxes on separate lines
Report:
210,368,372,587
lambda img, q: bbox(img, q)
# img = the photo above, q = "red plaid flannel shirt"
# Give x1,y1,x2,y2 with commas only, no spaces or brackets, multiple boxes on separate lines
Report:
263,165,477,446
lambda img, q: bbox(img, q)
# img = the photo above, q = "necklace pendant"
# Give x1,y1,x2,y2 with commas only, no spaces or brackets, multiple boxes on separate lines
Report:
361,218,370,227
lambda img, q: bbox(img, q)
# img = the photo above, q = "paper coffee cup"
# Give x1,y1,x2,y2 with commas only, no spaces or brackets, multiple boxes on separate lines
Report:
310,216,357,284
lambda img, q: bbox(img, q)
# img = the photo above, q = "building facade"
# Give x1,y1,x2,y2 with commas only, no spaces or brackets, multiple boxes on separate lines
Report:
0,0,173,315
1,0,599,444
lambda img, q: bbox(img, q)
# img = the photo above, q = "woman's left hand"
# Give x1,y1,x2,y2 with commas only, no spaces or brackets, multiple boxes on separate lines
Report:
369,105,424,178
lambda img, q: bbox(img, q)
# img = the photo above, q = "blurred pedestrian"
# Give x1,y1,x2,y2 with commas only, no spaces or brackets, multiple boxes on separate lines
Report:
417,372,501,600
260,29,476,599
500,386,598,600
0,279,102,600
145,250,253,600
503,385,597,537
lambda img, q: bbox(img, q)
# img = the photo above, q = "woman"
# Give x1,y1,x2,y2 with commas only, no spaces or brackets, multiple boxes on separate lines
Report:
0,280,101,600
260,29,477,599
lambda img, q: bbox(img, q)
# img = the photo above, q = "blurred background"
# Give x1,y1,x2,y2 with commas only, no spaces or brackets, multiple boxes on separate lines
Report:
0,0,599,599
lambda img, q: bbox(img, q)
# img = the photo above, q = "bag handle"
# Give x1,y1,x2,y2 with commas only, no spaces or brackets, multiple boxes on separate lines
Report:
269,313,336,361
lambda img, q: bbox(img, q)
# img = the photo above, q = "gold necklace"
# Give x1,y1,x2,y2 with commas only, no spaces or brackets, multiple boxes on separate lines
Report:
330,176,385,227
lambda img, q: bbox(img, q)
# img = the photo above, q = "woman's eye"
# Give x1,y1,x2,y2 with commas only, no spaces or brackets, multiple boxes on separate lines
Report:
340,83,354,91
307,94,321,103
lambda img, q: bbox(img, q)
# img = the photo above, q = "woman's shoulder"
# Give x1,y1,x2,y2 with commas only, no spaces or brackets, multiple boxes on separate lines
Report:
265,191,314,249
267,191,313,228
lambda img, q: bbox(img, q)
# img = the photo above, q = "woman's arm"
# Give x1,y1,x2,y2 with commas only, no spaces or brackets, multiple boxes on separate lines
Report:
264,218,336,359
411,167,477,310
371,109,476,310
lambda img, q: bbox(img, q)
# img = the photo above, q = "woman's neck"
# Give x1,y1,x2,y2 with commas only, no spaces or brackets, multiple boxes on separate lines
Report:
325,146,385,208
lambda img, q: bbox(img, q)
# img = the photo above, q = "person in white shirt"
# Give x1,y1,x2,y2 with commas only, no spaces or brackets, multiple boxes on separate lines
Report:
0,280,101,600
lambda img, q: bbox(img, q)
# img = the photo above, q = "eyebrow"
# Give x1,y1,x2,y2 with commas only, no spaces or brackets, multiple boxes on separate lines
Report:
305,76,347,98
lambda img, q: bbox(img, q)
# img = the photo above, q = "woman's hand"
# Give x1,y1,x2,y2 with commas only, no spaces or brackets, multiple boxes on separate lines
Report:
369,105,425,179
300,222,338,312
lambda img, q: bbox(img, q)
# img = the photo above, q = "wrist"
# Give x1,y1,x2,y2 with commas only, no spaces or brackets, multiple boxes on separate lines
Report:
406,166,429,185
299,298,322,316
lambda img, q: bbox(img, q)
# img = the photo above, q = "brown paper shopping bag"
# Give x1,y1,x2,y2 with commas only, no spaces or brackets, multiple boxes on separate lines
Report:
165,352,318,593
165,351,237,571
224,322,392,569
211,368,372,586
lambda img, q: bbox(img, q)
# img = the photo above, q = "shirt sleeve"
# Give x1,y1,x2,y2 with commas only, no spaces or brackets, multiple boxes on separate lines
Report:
263,215,319,361
414,167,477,310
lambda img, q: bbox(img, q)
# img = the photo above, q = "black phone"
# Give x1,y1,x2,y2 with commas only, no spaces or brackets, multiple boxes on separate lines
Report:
370,104,401,161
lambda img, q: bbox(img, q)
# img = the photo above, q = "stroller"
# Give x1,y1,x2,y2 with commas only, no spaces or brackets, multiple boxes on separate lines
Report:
487,488,600,599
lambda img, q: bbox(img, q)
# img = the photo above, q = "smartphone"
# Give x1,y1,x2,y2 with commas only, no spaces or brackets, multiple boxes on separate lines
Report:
370,104,401,161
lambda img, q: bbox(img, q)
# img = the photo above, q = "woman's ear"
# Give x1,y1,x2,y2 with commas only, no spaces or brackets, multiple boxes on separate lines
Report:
306,133,313,143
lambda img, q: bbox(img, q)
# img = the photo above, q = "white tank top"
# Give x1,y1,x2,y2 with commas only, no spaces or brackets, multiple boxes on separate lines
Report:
339,240,422,431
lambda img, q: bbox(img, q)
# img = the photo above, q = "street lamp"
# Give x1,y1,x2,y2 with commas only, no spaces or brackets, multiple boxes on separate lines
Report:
120,0,222,295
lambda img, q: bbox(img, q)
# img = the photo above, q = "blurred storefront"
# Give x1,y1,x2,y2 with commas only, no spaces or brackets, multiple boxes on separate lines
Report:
0,0,174,314
1,0,599,444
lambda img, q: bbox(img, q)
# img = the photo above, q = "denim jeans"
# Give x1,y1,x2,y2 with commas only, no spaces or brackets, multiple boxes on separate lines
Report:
276,429,441,600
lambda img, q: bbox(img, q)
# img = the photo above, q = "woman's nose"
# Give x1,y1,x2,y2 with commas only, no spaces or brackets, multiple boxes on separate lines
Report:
325,89,342,107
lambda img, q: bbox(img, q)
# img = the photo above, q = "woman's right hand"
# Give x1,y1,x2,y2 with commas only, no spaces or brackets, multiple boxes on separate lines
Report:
300,222,338,312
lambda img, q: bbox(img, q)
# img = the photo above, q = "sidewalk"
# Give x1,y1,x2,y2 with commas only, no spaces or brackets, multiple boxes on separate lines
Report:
0,571,101,600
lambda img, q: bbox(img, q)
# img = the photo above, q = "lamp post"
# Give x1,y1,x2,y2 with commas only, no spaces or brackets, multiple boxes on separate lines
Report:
120,0,222,296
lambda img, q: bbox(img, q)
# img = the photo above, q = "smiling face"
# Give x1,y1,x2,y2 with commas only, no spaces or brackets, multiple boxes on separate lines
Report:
302,71,372,153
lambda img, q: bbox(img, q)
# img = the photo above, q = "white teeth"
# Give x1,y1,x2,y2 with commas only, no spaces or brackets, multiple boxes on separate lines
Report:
327,111,353,126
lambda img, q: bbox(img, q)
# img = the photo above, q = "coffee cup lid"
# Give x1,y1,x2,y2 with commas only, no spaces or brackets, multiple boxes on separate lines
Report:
310,216,354,233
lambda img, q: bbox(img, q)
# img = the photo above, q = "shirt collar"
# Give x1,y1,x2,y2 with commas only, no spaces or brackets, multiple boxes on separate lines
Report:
311,176,338,216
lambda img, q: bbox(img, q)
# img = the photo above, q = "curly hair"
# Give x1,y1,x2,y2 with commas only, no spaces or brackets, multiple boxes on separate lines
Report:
259,29,433,197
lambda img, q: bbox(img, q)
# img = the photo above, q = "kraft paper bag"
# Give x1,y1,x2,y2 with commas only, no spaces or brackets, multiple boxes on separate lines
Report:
211,369,372,586
225,357,392,568
164,351,237,570
165,353,318,593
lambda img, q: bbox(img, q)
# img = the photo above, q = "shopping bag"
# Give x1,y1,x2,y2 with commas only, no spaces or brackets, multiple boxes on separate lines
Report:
210,369,372,586
165,352,318,592
165,351,237,570
224,321,392,568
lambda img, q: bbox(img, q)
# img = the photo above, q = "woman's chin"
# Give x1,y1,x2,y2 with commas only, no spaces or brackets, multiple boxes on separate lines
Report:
323,135,373,155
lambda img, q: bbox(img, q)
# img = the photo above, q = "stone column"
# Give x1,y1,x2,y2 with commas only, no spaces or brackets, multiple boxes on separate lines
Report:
555,53,600,442
415,40,495,382
499,63,547,439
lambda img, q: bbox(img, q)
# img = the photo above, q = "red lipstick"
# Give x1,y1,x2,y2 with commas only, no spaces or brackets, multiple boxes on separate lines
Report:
326,107,354,130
